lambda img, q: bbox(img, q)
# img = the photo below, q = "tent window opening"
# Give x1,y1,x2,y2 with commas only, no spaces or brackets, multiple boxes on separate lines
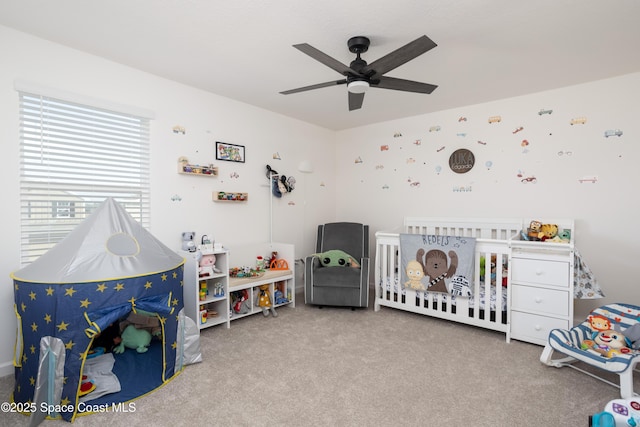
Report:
18,91,151,265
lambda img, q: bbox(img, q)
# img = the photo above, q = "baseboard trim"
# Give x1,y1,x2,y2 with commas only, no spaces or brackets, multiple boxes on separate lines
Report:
0,360,14,378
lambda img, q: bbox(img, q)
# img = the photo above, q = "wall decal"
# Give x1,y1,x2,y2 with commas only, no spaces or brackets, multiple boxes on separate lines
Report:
488,116,502,124
375,164,384,170
171,194,182,202
538,109,553,115
570,116,587,125
230,172,239,178
407,177,420,187
513,127,524,134
477,140,487,145
394,132,403,138
456,133,467,137
172,125,186,134
517,171,537,183
485,161,493,170
354,156,363,164
380,145,389,151
272,152,282,160
604,129,623,137
406,158,416,164
458,117,467,122
453,185,472,192
414,139,422,145
429,125,441,132
382,184,390,190
449,148,475,174
437,146,445,152
435,165,442,174
557,151,573,156
579,176,598,184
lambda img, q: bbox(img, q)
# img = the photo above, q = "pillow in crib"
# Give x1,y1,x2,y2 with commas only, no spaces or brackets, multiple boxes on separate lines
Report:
312,250,360,268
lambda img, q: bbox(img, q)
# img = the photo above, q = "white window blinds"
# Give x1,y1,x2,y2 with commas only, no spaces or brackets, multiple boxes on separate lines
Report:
18,91,151,265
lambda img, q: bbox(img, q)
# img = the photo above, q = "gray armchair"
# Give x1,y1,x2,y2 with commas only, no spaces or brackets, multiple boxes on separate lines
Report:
304,222,370,308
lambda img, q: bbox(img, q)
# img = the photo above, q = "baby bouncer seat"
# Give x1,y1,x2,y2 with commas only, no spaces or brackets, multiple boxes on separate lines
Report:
540,303,640,398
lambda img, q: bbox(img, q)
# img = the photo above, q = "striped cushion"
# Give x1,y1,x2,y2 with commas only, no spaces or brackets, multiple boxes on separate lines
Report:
547,303,640,373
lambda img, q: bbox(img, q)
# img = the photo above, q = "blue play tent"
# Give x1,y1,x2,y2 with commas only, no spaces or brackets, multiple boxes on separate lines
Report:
11,198,185,422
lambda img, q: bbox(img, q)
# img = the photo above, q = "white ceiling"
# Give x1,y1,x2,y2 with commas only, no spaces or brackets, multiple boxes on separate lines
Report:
1,0,639,131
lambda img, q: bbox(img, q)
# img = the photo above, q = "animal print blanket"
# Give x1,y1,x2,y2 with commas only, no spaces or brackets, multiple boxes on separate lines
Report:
400,234,476,295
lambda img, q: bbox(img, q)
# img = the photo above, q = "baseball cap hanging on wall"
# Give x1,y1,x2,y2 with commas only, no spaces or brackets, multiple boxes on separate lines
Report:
265,165,295,198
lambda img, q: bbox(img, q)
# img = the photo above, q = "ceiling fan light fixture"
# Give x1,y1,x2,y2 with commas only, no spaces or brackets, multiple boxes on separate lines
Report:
347,80,369,94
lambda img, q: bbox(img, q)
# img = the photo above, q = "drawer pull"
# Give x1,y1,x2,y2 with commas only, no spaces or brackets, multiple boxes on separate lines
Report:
535,297,542,303
535,269,543,275
534,325,542,331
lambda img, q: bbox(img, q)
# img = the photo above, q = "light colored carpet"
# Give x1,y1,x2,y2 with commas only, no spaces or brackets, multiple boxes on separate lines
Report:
0,290,635,426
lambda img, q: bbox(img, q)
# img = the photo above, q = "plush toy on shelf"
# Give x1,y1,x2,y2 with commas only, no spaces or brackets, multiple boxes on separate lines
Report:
256,284,278,317
231,289,251,315
198,253,221,277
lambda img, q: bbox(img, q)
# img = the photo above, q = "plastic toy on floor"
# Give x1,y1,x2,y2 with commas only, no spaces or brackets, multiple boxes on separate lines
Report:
256,284,277,317
590,398,640,426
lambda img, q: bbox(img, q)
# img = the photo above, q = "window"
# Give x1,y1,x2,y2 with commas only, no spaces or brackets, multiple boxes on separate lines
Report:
18,91,151,265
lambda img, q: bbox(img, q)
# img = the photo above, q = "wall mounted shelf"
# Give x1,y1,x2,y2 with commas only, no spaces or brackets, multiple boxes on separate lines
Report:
178,156,218,176
214,191,248,202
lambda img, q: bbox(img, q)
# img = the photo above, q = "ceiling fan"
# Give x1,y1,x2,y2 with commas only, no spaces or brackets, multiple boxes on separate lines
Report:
280,35,438,111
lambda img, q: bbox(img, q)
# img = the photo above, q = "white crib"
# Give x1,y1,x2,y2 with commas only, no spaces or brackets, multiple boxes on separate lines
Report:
374,217,522,341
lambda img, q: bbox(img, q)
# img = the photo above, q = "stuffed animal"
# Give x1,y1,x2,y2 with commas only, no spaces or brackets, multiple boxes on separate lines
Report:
256,284,277,317
581,329,633,358
312,249,360,268
231,289,251,314
113,325,152,354
404,260,426,291
539,224,558,241
614,323,640,350
182,231,196,252
199,253,221,277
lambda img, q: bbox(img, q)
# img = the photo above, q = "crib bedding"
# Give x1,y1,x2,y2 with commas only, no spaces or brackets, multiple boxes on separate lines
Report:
380,276,507,312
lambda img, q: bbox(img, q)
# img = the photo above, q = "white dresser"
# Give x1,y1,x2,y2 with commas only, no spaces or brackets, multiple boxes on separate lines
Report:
509,220,575,346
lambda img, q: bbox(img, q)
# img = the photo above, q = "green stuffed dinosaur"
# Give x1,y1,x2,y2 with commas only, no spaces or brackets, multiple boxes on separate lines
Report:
312,249,360,268
113,324,152,354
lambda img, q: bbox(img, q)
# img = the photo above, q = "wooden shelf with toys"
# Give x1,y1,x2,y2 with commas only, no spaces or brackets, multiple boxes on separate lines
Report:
177,156,218,177
213,191,248,202
227,242,295,322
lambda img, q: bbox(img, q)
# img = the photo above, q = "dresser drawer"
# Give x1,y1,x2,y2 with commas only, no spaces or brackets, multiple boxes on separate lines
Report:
511,258,570,287
511,311,570,346
511,284,569,316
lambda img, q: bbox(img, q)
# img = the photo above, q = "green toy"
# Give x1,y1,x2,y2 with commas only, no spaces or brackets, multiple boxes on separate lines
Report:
312,249,360,267
113,324,152,354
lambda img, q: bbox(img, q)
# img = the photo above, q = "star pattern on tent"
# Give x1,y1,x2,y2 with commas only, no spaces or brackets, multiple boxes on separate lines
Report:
96,283,107,292
30,345,36,354
172,341,177,350
45,286,55,296
172,271,178,279
65,340,75,350
29,377,35,386
114,283,125,291
44,313,52,323
128,296,136,305
30,322,37,332
161,273,168,281
21,302,26,312
172,298,179,306
64,287,77,297
29,291,36,300
61,397,70,406
57,321,69,331
80,298,91,308
144,281,152,289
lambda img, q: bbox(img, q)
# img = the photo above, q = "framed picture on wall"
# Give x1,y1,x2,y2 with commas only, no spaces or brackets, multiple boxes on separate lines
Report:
216,141,245,163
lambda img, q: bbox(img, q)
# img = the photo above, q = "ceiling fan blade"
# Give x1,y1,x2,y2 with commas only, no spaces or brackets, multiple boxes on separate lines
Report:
293,43,363,77
348,91,365,111
374,76,438,94
363,35,437,79
280,79,347,95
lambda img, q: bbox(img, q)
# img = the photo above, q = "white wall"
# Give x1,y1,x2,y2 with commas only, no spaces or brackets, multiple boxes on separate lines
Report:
0,26,336,376
334,72,640,320
2,23,639,376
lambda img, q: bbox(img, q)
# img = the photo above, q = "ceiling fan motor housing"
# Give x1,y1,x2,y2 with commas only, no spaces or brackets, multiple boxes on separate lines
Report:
347,36,370,54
